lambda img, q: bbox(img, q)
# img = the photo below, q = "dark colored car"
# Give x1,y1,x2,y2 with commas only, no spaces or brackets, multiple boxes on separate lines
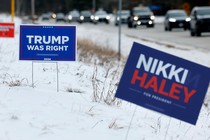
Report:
164,9,190,31
127,6,155,28
190,6,210,36
115,10,130,26
93,10,110,24
78,10,92,23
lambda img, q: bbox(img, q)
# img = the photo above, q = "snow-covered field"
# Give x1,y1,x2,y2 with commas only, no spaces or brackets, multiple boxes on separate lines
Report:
0,14,210,140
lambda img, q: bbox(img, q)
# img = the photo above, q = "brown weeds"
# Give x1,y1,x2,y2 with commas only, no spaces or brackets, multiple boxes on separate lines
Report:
77,38,123,65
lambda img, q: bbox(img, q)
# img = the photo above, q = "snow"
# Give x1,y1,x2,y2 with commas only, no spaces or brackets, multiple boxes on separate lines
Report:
0,14,210,140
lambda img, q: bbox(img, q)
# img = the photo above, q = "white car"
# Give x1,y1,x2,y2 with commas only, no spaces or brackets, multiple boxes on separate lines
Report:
93,10,110,24
66,10,80,22
115,10,130,25
56,13,66,22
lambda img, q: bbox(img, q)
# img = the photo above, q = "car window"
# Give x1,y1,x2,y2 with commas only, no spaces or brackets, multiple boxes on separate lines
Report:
168,12,187,17
133,8,151,15
71,11,79,16
81,11,91,16
57,13,64,17
196,8,210,15
117,10,130,16
95,11,107,15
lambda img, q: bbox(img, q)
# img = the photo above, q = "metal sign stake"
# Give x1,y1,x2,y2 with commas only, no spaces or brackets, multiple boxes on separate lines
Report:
32,61,34,87
31,61,59,92
56,62,59,92
125,105,137,140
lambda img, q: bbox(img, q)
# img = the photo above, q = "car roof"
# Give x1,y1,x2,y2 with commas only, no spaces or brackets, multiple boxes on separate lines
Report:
192,6,210,12
133,7,151,11
193,6,210,9
167,9,186,13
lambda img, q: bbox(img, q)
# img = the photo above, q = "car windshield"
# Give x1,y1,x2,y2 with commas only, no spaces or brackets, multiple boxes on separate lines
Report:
81,11,91,16
57,13,64,17
95,11,107,15
197,8,210,15
169,12,187,17
133,8,151,15
71,11,79,16
117,10,130,16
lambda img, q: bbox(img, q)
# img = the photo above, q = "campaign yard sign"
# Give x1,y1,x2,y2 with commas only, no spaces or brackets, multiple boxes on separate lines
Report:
0,22,14,37
115,42,210,125
20,25,76,61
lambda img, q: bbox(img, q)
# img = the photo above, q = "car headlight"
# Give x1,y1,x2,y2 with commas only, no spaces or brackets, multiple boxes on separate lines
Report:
106,16,110,20
150,15,155,20
68,15,72,20
148,20,153,24
169,18,176,22
52,13,56,19
137,21,141,25
185,17,191,22
91,15,94,20
95,16,99,20
80,16,84,20
133,16,138,21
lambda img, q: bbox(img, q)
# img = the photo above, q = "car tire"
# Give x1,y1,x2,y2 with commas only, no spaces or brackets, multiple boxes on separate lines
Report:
190,30,195,36
128,22,133,28
196,31,201,36
165,26,168,31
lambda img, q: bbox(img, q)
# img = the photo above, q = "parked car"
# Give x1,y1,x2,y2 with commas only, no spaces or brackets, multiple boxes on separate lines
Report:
93,10,110,24
78,10,92,23
115,10,130,26
190,6,210,36
164,9,190,31
66,10,80,22
127,6,155,28
56,13,66,22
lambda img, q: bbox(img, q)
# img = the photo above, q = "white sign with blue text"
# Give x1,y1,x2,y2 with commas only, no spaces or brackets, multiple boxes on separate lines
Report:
19,25,76,61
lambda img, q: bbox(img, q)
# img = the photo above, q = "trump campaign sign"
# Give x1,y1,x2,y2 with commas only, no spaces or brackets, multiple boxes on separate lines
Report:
0,22,14,37
115,42,210,125
19,25,76,61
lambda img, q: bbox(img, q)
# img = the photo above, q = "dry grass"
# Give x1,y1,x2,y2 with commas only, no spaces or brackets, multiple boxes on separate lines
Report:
77,38,123,106
77,38,124,66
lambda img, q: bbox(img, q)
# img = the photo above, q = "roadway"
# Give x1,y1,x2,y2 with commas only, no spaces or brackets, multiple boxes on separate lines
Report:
75,21,210,51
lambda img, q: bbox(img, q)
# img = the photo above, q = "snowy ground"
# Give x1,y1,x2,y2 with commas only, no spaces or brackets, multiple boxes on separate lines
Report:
0,14,210,140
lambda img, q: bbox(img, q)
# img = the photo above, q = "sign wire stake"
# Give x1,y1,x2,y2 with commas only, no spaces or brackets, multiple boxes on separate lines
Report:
125,105,137,140
31,62,59,92
56,62,59,92
32,61,34,87
164,117,171,140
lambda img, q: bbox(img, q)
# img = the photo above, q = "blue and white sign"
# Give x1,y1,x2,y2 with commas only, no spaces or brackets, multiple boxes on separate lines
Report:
115,42,210,125
20,25,76,61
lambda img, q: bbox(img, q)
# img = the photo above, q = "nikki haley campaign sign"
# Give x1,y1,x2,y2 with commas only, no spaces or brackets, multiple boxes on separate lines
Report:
115,42,210,125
